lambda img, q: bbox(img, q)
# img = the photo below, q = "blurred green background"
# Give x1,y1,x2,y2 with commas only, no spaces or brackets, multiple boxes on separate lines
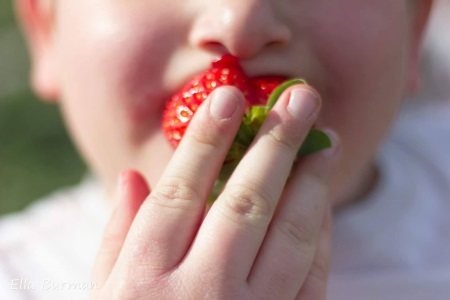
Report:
0,0,86,216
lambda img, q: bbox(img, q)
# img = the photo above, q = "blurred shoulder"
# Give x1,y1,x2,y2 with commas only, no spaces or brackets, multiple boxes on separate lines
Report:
396,99,450,132
378,99,450,198
390,99,450,156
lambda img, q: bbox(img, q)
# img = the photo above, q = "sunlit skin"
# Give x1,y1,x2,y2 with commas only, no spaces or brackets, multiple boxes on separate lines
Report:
19,0,427,207
17,0,432,298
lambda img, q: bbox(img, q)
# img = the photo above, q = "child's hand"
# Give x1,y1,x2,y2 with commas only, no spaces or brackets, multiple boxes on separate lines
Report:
91,86,340,300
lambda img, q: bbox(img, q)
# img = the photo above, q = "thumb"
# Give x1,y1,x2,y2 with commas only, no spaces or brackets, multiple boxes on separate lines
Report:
91,170,150,292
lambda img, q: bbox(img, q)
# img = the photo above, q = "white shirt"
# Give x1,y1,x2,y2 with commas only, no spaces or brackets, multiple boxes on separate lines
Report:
1,101,450,300
0,178,110,300
329,100,450,300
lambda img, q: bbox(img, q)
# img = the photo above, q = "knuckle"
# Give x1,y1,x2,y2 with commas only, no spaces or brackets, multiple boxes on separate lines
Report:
100,230,123,252
303,173,331,196
222,183,274,221
186,125,222,151
298,262,329,300
309,258,330,285
266,124,301,155
149,177,201,210
275,217,316,251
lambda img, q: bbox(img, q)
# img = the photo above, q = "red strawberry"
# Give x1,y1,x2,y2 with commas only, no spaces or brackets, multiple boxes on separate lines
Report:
162,54,331,202
162,55,286,147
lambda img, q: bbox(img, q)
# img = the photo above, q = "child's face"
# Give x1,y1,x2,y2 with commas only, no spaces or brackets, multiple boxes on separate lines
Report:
27,1,428,204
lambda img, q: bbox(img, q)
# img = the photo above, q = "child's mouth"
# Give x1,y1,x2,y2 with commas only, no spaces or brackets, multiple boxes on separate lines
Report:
161,54,331,202
162,54,289,146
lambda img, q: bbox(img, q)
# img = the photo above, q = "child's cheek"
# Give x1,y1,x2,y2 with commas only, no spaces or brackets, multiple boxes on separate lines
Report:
308,5,407,108
297,3,411,199
90,25,173,125
56,2,186,135
52,1,188,188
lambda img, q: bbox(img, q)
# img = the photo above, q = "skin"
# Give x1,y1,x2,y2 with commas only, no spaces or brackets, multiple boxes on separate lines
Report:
16,0,432,298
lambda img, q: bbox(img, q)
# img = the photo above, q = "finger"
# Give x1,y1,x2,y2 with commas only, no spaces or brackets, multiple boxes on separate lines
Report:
184,85,320,280
248,130,340,299
118,87,246,274
91,170,149,289
296,205,333,300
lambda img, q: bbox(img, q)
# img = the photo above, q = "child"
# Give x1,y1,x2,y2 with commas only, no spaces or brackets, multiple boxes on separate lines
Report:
416,0,450,102
1,0,449,299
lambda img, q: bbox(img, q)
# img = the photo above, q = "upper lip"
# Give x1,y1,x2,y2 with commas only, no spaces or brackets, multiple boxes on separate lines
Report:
240,68,294,79
168,55,299,98
236,55,297,79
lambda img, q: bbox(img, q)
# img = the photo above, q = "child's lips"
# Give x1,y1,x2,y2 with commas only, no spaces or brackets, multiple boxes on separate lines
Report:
162,55,292,147
251,75,289,81
170,74,290,99
169,58,294,104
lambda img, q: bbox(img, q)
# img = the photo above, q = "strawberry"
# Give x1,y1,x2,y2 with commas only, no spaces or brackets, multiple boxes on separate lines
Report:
162,54,331,202
162,55,286,147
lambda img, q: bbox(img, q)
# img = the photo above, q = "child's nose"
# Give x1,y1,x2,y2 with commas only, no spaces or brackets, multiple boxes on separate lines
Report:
189,0,292,59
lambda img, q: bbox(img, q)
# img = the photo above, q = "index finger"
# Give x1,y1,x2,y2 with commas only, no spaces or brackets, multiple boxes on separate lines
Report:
112,87,246,275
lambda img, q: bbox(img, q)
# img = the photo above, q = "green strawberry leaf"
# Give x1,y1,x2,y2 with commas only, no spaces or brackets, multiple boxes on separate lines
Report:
208,79,332,203
208,179,226,204
266,78,308,113
235,105,268,148
244,106,267,133
225,142,247,162
208,158,240,204
235,122,255,146
297,129,332,157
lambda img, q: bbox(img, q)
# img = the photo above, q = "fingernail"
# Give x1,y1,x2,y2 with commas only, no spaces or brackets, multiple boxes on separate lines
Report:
209,88,239,120
320,129,340,157
287,88,319,120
